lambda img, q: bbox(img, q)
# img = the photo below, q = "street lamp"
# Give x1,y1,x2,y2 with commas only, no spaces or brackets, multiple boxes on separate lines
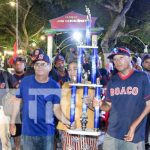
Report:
9,1,16,7
73,32,82,42
58,32,83,48
40,35,46,41
8,0,19,54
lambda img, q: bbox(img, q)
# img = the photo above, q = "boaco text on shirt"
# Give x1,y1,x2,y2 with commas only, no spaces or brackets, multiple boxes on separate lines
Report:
110,86,138,96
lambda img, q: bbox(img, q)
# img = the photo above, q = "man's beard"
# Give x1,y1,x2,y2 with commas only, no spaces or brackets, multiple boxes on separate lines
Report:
15,70,24,75
145,68,150,72
57,67,65,72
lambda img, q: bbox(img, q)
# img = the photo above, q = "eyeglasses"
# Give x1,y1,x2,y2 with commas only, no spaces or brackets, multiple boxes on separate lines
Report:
34,62,49,67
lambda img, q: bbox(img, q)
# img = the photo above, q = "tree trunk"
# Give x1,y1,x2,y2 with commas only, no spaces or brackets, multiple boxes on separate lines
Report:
21,0,33,53
101,0,135,53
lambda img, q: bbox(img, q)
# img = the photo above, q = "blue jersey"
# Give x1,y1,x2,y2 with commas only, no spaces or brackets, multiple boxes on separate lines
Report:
106,70,150,143
16,75,60,136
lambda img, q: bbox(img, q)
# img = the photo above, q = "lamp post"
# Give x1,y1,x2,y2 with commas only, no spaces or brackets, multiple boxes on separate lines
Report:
16,0,19,52
9,0,18,54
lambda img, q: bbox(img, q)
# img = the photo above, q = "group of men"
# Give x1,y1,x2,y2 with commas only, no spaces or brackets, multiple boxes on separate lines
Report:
0,46,149,150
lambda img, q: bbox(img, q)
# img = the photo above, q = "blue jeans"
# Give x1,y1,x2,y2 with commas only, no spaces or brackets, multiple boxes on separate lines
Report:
23,135,54,150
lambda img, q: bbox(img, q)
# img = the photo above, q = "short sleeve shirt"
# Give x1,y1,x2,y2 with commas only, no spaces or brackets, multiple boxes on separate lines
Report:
105,70,150,143
16,75,60,136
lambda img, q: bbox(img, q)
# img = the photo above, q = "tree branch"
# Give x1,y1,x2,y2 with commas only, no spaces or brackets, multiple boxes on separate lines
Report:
101,0,135,52
127,29,140,34
29,26,44,39
21,0,33,49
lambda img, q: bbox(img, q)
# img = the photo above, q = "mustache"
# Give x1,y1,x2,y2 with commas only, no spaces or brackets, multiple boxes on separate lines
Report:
57,66,65,71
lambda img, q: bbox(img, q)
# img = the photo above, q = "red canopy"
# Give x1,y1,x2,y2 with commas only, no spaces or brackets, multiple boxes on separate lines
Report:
49,11,97,29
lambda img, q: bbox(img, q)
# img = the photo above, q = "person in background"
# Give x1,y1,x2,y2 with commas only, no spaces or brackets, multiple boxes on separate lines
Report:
26,48,45,76
132,56,143,71
141,54,150,149
65,47,77,64
0,69,18,150
12,57,26,150
99,68,110,87
10,53,73,150
142,54,150,75
13,57,26,83
50,54,69,87
82,54,102,82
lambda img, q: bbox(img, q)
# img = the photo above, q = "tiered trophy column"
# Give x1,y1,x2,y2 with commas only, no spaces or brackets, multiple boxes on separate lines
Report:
67,6,102,136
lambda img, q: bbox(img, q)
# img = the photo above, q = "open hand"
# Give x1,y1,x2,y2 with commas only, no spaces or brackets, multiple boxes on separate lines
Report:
83,96,94,105
124,124,136,142
9,123,16,136
93,97,101,107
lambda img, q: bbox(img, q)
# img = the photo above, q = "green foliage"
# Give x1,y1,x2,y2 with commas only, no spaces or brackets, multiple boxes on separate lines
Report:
0,0,149,53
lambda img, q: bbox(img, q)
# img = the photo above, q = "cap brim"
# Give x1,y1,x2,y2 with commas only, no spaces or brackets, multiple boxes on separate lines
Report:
107,54,116,59
107,53,130,59
55,59,65,63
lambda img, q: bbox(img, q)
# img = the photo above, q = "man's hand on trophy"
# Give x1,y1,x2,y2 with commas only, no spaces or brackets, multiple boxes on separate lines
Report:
93,97,103,108
83,96,94,110
70,121,76,129
83,95,94,105
65,121,76,129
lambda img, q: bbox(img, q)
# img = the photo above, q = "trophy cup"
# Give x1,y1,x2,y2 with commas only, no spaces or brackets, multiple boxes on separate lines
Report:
67,6,103,136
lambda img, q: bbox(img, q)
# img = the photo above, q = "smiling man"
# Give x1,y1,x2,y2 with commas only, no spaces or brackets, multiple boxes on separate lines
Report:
93,47,150,150
10,53,73,150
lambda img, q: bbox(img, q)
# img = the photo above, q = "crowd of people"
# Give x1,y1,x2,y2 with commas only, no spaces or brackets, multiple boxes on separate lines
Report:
0,46,149,150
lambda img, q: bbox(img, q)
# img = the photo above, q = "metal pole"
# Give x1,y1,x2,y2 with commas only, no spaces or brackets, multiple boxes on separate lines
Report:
16,0,19,52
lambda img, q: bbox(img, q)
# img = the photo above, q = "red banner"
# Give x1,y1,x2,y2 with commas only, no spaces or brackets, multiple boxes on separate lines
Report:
49,11,97,29
13,41,17,57
9,41,17,65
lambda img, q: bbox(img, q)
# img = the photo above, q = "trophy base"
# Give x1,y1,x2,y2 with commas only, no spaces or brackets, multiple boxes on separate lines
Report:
66,128,101,136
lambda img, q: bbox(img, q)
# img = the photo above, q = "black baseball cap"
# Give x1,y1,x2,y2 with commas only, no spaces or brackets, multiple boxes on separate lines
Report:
13,57,26,64
54,55,65,63
142,54,150,63
108,47,131,59
34,54,51,64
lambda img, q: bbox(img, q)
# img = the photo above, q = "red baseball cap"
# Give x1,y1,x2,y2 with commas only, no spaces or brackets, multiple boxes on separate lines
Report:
108,47,131,59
